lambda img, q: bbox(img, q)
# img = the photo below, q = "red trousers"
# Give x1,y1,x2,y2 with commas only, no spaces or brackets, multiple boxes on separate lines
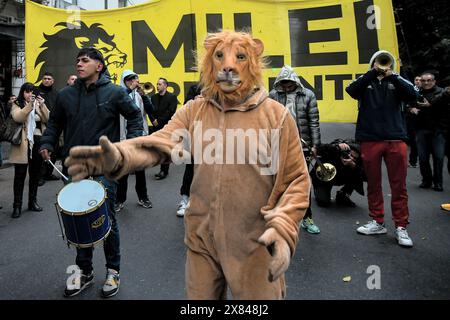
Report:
360,141,409,228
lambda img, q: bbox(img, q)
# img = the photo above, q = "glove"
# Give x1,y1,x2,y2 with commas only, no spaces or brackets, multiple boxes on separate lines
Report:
64,136,122,181
257,227,291,282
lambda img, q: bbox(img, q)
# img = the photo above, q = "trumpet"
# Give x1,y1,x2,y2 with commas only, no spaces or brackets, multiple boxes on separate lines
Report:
374,52,393,71
301,138,337,182
140,82,154,95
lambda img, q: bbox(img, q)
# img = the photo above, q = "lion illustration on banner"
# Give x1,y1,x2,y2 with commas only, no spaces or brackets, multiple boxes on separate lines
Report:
34,21,127,87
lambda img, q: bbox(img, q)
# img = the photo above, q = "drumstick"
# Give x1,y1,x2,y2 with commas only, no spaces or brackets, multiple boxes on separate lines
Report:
46,159,69,182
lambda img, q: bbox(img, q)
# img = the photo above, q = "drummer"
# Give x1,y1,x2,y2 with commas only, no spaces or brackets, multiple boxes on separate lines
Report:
40,48,143,298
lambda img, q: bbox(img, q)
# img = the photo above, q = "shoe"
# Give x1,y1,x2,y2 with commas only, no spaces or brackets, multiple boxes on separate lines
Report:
11,206,22,219
155,171,168,180
301,217,320,234
138,198,153,209
440,203,450,211
38,179,45,187
433,184,443,192
357,220,387,235
419,181,432,189
28,200,43,212
114,202,124,212
101,268,120,298
176,196,189,217
395,227,413,247
44,174,60,181
335,191,356,207
64,270,94,297
408,162,418,168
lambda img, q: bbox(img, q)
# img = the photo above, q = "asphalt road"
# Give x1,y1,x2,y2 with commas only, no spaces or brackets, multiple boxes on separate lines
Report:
0,123,449,300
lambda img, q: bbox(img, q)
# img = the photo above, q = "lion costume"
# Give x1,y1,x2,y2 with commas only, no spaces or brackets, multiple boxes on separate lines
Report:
66,31,310,299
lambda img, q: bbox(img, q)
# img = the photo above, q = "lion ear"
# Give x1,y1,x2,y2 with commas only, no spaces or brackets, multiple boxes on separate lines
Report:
74,36,89,49
203,34,220,50
253,38,264,56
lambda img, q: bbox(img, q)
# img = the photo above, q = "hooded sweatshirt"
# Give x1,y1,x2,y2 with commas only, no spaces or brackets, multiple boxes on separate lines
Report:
119,70,147,139
269,65,321,147
345,50,417,142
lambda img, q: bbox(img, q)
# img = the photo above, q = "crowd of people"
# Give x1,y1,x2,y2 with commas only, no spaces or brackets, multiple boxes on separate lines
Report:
0,32,449,299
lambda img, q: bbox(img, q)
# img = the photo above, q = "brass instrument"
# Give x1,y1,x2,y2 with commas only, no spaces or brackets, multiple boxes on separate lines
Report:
301,138,337,182
142,82,154,95
374,52,393,71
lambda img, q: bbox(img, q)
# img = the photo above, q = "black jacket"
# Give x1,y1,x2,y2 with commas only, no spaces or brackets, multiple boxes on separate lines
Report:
150,92,178,129
415,86,450,132
312,139,365,195
40,71,143,158
346,69,417,142
37,83,58,112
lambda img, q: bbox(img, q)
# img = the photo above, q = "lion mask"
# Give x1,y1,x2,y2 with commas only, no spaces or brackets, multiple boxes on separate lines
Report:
199,30,265,105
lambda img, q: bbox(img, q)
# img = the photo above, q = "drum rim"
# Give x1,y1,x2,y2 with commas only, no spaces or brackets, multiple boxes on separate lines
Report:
66,226,112,248
57,179,107,215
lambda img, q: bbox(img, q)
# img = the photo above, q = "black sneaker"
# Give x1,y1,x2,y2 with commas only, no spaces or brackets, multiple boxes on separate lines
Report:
138,198,153,209
114,202,124,212
336,191,356,207
64,271,94,297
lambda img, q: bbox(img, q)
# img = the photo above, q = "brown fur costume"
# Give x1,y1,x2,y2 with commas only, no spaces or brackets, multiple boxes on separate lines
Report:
66,31,310,299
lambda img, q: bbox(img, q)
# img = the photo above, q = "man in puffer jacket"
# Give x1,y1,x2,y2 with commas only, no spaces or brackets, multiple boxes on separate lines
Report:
270,65,321,234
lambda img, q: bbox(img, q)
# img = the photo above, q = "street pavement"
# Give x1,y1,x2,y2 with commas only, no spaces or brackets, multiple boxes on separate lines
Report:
0,123,449,300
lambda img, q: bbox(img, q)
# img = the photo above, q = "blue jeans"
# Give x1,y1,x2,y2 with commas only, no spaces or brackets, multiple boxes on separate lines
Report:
416,129,447,186
75,176,120,274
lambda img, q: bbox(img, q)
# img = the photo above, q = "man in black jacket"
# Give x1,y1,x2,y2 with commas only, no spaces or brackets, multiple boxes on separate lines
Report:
40,48,142,298
311,139,365,208
37,72,60,182
346,50,417,247
150,77,178,180
414,72,450,191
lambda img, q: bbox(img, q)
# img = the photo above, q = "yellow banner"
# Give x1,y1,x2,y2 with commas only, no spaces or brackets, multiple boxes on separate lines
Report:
25,0,399,122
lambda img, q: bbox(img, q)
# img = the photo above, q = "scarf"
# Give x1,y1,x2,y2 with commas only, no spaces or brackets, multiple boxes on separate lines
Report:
26,100,36,157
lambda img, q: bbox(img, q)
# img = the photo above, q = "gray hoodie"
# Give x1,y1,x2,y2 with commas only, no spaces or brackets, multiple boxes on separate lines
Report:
269,65,321,147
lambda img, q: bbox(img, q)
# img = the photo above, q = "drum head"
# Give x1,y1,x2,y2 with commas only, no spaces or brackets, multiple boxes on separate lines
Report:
57,180,106,214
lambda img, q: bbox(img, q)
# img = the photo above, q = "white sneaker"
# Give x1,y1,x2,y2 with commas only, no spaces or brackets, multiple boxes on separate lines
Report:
395,227,413,247
176,196,189,217
357,220,387,235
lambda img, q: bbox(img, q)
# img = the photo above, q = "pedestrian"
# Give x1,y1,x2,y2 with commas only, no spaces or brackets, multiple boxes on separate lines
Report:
176,82,201,217
311,139,365,208
36,72,60,183
39,47,143,298
345,50,417,247
64,31,310,299
269,64,321,234
150,77,178,180
414,72,449,191
405,75,421,168
10,82,49,218
114,69,153,212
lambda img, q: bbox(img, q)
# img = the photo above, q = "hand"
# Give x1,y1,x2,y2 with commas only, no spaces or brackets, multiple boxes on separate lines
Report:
39,149,51,161
409,107,420,115
36,96,45,106
338,143,350,151
257,228,291,282
311,146,317,157
373,62,392,77
417,98,431,108
341,157,356,168
64,136,123,181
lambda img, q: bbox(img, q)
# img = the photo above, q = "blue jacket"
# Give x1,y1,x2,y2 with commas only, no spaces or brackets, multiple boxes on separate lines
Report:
346,68,417,142
41,70,143,158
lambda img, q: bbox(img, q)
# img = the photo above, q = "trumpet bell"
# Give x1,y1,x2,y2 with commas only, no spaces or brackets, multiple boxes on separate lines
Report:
315,162,337,182
374,53,393,71
142,82,154,95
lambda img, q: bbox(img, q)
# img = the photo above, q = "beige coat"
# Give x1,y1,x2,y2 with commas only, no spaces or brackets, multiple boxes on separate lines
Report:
109,88,310,299
9,101,50,164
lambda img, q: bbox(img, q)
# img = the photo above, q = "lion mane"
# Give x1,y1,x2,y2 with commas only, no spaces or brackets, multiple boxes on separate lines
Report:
198,30,265,103
34,21,127,87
